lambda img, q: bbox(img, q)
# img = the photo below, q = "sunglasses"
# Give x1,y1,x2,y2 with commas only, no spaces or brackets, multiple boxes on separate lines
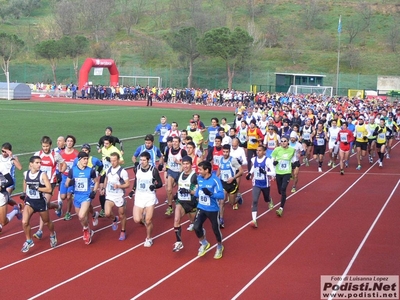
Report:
281,140,288,143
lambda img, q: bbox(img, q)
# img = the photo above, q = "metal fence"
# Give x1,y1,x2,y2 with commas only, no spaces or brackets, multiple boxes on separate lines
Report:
0,63,382,96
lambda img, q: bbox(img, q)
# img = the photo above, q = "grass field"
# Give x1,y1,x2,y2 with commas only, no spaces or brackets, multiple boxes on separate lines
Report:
0,100,232,193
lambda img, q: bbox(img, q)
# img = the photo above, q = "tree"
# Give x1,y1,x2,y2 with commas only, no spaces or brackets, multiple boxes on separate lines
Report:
60,35,89,81
115,0,144,35
0,33,24,76
199,27,253,90
300,0,327,30
34,39,64,84
166,27,200,88
53,0,82,36
82,0,115,43
264,17,282,48
387,21,400,52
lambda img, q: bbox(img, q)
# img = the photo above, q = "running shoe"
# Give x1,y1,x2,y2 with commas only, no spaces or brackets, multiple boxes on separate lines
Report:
306,159,310,167
237,193,243,205
165,206,173,216
173,241,184,252
219,218,225,229
33,230,43,240
291,187,296,193
269,197,274,210
356,165,361,170
340,169,344,175
55,200,63,217
119,231,126,241
369,156,373,164
345,161,349,168
64,211,71,221
83,228,94,245
276,207,283,217
327,161,332,167
14,205,22,220
386,154,390,159
187,223,194,231
233,204,239,210
250,220,258,228
50,232,57,248
198,242,210,256
318,167,322,173
21,240,34,253
144,238,153,247
332,163,336,168
92,211,99,226
112,216,119,231
379,161,383,168
214,246,224,259
99,209,106,217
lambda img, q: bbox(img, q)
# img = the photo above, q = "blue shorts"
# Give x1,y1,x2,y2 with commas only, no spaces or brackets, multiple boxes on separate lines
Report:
60,174,74,195
73,193,91,209
167,169,180,182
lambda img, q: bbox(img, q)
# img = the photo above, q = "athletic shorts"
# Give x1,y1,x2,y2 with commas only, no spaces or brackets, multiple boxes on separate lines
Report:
25,197,48,212
376,142,385,149
355,141,368,151
176,198,198,214
106,196,125,208
74,194,91,209
313,145,326,155
291,161,300,169
0,192,9,206
60,174,74,195
134,193,158,208
368,138,376,146
222,180,238,194
167,169,180,182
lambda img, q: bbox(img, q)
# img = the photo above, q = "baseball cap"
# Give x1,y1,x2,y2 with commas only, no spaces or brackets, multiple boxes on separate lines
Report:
81,143,91,151
77,151,89,160
358,116,364,120
105,126,113,132
290,131,298,139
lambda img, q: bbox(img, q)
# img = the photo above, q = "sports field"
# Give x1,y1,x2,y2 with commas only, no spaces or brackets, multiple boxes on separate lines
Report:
0,99,232,193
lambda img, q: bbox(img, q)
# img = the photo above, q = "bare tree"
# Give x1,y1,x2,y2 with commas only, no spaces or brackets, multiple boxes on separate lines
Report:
264,17,282,48
83,0,115,43
115,0,144,35
343,45,361,70
301,0,327,30
53,0,82,36
387,21,400,52
347,18,366,44
357,1,373,33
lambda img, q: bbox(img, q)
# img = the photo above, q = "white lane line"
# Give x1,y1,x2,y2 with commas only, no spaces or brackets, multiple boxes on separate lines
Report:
328,179,400,300
230,162,379,300
129,164,344,299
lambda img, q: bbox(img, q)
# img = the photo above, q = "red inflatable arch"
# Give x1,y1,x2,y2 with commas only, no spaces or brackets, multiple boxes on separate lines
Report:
78,58,119,89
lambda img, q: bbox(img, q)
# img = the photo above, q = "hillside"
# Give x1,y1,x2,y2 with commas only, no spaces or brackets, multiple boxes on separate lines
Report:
0,0,399,91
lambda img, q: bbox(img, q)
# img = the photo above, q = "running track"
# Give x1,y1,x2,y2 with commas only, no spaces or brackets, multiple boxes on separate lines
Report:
1,98,399,299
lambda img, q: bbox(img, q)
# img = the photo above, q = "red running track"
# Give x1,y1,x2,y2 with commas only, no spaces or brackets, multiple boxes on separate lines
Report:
1,100,399,300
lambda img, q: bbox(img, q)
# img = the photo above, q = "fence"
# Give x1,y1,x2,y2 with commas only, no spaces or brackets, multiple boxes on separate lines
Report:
0,62,384,96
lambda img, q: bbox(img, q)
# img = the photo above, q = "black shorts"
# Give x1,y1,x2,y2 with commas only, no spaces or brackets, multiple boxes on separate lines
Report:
291,161,300,169
222,180,238,194
239,141,247,149
355,141,368,151
313,145,326,155
368,138,376,146
302,140,312,147
376,142,385,149
176,198,198,214
25,197,48,213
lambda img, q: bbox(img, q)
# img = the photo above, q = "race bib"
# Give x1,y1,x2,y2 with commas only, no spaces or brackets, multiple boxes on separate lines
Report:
340,134,348,142
160,128,168,136
28,188,40,199
356,132,363,139
303,133,310,140
220,170,230,181
279,160,290,171
209,131,217,143
75,178,88,192
317,138,324,146
378,133,385,140
199,191,210,206
267,140,276,148
254,168,265,180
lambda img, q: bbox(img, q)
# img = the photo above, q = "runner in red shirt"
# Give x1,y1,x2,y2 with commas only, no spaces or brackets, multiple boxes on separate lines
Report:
336,122,355,175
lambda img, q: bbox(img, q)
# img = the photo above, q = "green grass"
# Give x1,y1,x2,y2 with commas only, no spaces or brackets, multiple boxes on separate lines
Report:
0,100,231,193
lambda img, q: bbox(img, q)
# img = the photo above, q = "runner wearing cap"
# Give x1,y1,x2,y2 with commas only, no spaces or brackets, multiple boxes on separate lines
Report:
354,116,369,170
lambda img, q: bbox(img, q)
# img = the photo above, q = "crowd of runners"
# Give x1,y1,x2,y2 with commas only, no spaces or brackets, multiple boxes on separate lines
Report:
0,94,399,259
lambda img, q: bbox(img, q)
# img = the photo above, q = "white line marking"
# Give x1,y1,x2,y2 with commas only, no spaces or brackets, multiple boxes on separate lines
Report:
0,107,136,114
230,162,379,300
328,179,400,300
